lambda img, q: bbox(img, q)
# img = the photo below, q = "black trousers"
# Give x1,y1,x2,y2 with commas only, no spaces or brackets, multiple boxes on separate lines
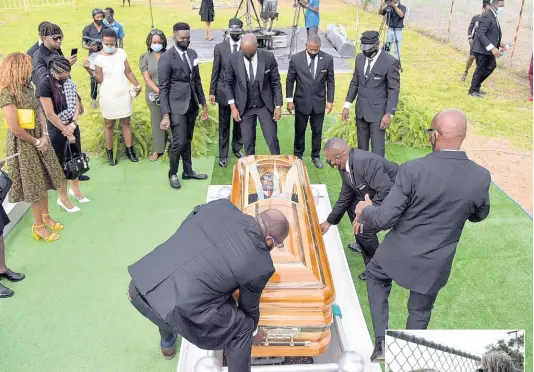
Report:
90,76,99,101
219,104,242,159
356,117,385,158
240,106,280,155
294,110,325,159
225,315,255,372
129,281,175,343
169,100,198,176
469,52,497,94
365,259,439,344
347,198,379,265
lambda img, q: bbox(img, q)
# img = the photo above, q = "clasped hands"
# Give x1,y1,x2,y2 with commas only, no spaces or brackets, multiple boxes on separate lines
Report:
352,194,373,235
62,123,77,143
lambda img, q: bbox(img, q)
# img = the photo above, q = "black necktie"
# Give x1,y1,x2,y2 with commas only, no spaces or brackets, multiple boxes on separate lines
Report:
309,57,315,79
182,52,191,78
233,44,238,53
248,58,254,81
365,58,373,78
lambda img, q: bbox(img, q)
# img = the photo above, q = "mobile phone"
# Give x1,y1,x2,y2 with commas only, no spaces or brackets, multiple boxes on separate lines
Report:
71,48,78,56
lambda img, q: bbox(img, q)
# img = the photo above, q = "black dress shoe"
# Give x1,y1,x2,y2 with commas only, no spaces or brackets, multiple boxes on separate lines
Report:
0,283,13,298
78,175,90,181
370,340,385,363
348,241,362,253
312,157,323,169
479,89,487,95
233,151,244,159
169,174,181,189
182,171,208,180
161,345,176,360
126,147,138,162
358,272,366,281
219,158,228,168
107,149,117,166
0,269,25,282
469,91,484,98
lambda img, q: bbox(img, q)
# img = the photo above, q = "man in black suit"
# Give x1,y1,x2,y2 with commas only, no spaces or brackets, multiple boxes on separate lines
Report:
461,1,491,82
248,172,299,203
319,137,398,281
342,31,400,158
353,109,491,362
469,0,508,97
159,22,209,190
209,18,244,168
128,200,290,372
286,35,335,169
225,34,283,156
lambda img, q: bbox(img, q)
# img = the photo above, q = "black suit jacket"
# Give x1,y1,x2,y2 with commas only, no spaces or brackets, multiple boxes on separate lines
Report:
224,48,283,115
327,149,398,225
28,41,40,57
345,51,400,123
128,199,275,350
359,151,491,295
31,44,64,87
210,39,236,105
158,47,206,116
472,9,502,55
467,14,481,40
286,50,335,115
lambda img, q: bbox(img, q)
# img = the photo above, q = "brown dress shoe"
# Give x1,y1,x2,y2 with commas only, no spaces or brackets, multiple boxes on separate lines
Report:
161,345,176,360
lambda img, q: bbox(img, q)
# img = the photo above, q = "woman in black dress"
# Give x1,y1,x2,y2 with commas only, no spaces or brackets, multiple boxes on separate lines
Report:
199,0,215,40
37,57,89,213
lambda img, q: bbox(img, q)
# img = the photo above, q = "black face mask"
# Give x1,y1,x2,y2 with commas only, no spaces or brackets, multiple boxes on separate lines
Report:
308,51,319,59
363,48,378,59
230,33,242,42
176,40,190,51
243,52,255,61
94,19,103,25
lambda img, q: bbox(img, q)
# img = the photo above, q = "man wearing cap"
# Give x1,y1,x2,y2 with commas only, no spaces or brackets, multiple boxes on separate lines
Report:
342,30,400,158
225,34,283,156
209,18,244,168
82,8,110,109
286,34,335,169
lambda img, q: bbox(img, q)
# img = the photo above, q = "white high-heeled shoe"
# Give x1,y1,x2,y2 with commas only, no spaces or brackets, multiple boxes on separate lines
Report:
57,198,81,213
68,189,90,203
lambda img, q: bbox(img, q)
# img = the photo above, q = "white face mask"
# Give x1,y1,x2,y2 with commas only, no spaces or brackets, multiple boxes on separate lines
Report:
151,43,163,52
496,6,504,15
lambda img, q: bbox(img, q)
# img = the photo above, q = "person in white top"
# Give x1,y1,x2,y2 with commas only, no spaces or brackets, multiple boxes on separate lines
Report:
94,28,142,166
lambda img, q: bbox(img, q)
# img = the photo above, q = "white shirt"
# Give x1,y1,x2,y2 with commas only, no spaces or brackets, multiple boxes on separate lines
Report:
38,39,43,46
344,49,383,109
230,38,241,52
228,53,258,105
286,52,318,103
174,45,192,73
345,158,354,184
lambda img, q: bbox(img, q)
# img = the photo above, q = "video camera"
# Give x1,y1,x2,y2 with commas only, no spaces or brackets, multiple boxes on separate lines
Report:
83,37,103,52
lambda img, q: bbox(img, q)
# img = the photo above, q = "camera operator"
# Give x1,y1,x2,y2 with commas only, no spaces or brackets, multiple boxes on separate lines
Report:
378,0,406,60
82,8,110,109
298,0,320,36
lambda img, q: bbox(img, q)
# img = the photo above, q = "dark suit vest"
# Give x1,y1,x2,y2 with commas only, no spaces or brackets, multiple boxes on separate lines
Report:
246,70,265,109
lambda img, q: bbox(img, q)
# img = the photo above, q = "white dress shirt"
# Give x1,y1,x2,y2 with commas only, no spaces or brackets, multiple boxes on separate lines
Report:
344,49,382,109
345,158,354,184
228,53,258,105
286,51,318,103
174,45,192,73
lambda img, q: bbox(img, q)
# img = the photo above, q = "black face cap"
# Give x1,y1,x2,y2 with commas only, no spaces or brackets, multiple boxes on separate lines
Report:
228,18,243,32
92,8,104,17
360,30,379,51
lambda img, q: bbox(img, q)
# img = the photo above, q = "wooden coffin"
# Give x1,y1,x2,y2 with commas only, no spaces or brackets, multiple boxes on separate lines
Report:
230,155,336,357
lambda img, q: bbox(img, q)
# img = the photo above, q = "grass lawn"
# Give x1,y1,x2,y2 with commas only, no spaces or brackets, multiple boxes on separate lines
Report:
0,0,532,370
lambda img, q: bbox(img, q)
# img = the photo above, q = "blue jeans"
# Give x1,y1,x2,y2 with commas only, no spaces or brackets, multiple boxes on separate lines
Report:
386,28,403,60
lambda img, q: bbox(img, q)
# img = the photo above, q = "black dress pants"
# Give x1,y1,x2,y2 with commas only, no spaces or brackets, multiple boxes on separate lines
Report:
90,76,99,101
224,315,255,372
347,198,379,265
356,117,385,158
240,106,280,155
469,52,497,94
169,100,198,176
294,109,325,159
218,104,242,159
365,259,439,344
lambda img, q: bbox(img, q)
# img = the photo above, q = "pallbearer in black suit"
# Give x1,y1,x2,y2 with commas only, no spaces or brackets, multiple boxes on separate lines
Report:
342,31,400,158
159,22,209,189
286,35,335,169
209,18,244,168
353,109,491,363
128,200,290,371
319,137,398,281
225,34,283,155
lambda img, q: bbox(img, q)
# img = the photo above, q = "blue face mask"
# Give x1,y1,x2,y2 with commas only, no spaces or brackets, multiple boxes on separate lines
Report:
151,43,163,52
103,46,116,54
496,6,504,15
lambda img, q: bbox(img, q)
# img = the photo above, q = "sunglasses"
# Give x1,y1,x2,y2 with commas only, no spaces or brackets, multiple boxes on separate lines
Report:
269,234,284,248
425,128,442,135
48,35,63,41
150,29,163,35
261,174,274,181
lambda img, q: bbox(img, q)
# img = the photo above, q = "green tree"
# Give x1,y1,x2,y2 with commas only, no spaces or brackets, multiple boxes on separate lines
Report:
484,335,524,370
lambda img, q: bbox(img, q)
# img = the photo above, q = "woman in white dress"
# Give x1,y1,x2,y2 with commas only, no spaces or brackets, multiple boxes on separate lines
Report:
94,28,142,166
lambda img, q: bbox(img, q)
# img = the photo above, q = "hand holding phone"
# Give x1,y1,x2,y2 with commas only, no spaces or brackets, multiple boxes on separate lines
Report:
71,48,78,57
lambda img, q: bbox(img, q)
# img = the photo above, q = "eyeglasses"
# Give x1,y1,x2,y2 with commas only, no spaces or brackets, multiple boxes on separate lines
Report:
269,234,284,248
150,29,163,35
326,146,349,167
425,128,441,135
261,173,274,181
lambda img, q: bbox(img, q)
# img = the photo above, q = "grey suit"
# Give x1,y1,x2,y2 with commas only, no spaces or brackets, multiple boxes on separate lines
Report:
345,51,400,157
128,199,275,372
326,149,398,265
358,151,491,342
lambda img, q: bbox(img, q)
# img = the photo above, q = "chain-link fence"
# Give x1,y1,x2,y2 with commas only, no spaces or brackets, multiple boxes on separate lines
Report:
348,0,532,76
386,331,482,372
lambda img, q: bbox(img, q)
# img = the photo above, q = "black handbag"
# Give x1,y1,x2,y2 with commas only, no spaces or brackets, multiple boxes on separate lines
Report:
0,169,12,203
63,142,90,180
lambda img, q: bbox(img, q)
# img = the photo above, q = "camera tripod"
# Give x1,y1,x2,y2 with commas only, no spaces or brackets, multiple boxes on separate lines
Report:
288,1,306,59
234,0,262,32
379,5,403,72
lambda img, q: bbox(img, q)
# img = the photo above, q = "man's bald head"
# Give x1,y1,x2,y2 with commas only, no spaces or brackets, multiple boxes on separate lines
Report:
257,209,290,251
307,35,321,46
241,34,258,56
306,34,321,56
430,109,468,150
324,137,350,170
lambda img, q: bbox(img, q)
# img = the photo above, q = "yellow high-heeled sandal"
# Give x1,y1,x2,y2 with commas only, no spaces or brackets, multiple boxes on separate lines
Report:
42,214,63,231
32,225,60,242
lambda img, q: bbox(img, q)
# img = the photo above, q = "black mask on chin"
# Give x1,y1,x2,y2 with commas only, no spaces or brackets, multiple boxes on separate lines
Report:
230,33,242,42
176,40,190,51
94,19,103,25
363,47,378,59
308,51,319,59
243,52,255,61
